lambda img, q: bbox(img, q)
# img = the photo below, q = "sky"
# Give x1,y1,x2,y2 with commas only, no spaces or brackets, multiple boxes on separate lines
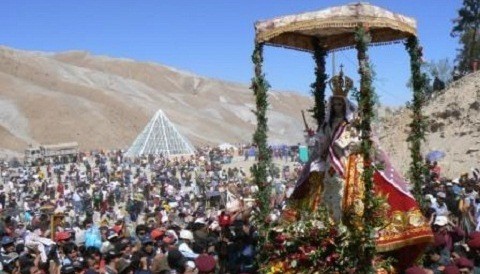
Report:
3,0,463,106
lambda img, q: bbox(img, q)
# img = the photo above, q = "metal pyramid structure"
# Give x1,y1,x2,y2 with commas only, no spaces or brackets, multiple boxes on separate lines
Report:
126,110,195,157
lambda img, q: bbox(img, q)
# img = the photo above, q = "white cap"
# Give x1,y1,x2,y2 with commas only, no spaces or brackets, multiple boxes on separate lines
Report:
166,229,178,240
209,221,220,231
194,217,205,224
186,261,195,269
425,194,434,202
179,229,194,241
434,216,449,226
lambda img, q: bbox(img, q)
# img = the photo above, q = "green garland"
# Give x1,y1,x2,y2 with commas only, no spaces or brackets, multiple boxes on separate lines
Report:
405,36,428,210
250,43,273,265
354,26,377,274
310,38,328,128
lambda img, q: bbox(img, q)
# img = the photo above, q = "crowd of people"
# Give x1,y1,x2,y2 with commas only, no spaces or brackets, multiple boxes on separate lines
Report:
0,146,300,274
1,143,480,273
410,161,480,274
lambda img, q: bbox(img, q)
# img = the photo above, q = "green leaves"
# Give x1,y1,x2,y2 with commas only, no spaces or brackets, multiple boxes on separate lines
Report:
451,0,480,36
310,38,328,127
406,36,428,211
451,0,480,73
354,26,378,274
251,43,276,269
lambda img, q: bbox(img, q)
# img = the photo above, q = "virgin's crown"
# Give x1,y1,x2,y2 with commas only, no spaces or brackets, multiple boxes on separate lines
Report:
329,67,353,98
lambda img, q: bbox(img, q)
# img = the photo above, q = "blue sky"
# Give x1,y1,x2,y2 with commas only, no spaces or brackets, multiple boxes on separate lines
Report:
4,0,462,106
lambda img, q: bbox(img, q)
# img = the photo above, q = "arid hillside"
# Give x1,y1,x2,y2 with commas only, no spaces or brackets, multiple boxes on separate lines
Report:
1,46,478,178
0,46,313,157
377,71,480,178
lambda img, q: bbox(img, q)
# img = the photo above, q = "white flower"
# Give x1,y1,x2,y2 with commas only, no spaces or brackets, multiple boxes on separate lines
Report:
313,220,325,229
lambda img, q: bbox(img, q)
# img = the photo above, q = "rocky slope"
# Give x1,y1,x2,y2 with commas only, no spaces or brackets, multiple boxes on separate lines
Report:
1,46,478,178
0,46,313,157
378,71,480,178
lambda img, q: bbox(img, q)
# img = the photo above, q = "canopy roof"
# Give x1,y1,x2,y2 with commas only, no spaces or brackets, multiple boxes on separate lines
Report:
255,2,416,52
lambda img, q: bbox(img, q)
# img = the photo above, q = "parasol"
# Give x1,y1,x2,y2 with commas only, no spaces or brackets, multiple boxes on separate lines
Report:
255,2,417,52
426,150,446,162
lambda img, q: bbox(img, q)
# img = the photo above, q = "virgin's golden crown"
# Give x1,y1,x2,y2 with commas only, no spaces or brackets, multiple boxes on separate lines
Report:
329,67,353,98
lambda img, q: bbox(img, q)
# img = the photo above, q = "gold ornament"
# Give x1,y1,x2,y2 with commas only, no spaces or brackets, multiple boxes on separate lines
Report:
329,65,353,98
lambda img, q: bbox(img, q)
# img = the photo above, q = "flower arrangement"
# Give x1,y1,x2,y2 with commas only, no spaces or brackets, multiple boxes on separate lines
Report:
258,201,393,274
259,208,354,273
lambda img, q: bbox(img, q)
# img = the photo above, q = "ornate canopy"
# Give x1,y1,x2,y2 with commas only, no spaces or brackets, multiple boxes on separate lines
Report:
251,3,429,272
255,2,417,52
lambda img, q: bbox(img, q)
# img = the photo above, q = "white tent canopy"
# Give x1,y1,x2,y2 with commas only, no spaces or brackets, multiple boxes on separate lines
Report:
126,110,195,157
218,143,237,150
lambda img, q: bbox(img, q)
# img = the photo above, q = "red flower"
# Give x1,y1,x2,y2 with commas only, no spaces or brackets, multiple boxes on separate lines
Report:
309,228,320,239
289,253,300,261
299,253,309,263
264,243,274,251
326,253,340,264
275,234,286,244
321,237,335,248
329,228,337,238
303,245,316,254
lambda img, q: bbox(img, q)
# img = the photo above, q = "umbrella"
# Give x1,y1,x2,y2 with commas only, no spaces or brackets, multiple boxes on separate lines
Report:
255,2,416,53
426,150,446,162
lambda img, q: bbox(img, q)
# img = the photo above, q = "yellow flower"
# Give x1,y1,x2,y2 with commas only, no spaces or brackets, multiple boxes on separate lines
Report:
267,262,284,274
376,268,389,274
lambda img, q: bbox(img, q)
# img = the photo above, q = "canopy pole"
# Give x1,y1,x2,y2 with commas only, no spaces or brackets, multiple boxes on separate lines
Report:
406,36,428,210
250,42,273,267
251,42,271,198
310,37,328,128
355,26,377,274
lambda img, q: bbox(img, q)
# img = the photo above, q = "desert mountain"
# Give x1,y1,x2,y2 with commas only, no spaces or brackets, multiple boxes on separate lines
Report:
0,46,313,157
378,71,480,179
0,46,478,178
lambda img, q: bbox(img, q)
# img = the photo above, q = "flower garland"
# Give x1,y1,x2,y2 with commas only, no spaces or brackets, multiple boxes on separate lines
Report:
354,26,377,273
405,36,428,210
310,38,328,128
250,43,274,266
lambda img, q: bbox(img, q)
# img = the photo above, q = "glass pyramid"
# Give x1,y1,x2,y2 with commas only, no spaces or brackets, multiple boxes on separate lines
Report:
125,110,195,157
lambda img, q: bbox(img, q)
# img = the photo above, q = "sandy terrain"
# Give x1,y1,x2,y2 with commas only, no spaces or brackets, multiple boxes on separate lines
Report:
0,46,313,154
378,71,480,178
1,45,479,178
